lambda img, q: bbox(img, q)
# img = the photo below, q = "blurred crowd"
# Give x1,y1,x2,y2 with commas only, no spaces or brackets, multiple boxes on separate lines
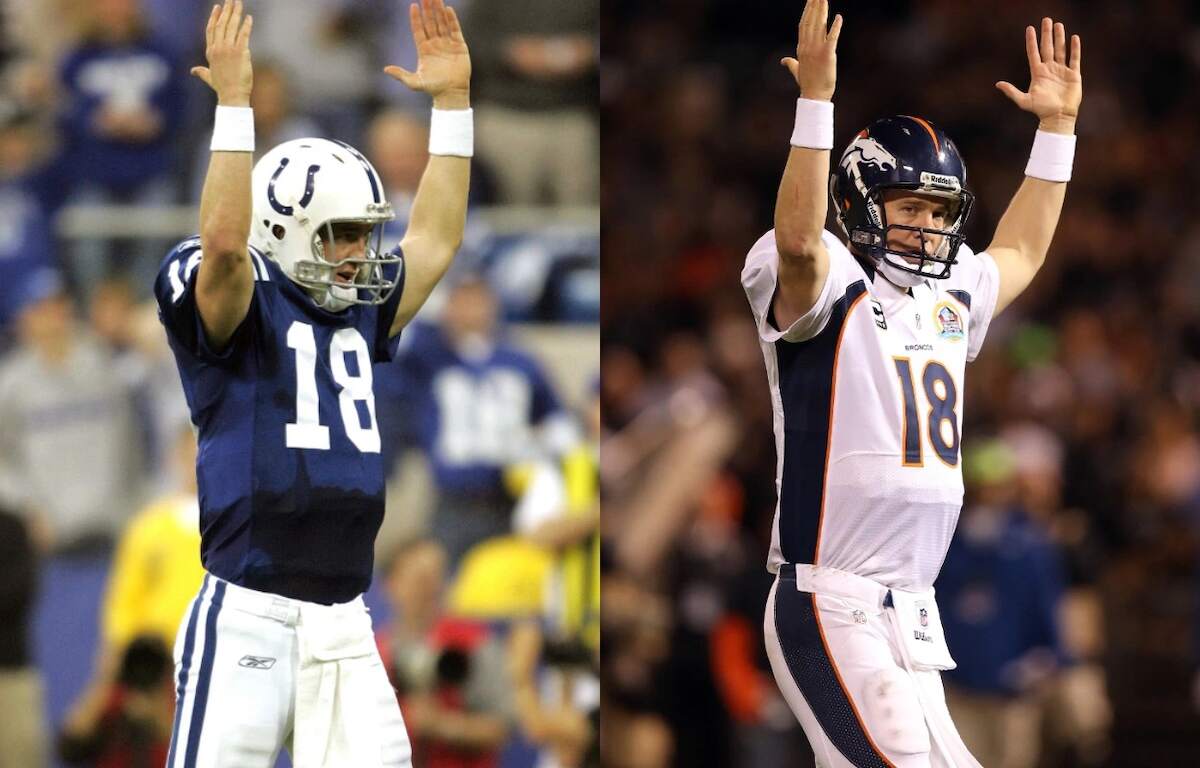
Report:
602,1,1200,766
0,0,597,766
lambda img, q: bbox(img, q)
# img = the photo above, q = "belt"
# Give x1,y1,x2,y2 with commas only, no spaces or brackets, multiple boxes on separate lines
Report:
210,575,365,627
782,563,891,609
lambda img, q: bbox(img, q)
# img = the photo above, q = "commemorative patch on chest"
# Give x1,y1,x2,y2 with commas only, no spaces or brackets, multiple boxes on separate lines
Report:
932,301,964,341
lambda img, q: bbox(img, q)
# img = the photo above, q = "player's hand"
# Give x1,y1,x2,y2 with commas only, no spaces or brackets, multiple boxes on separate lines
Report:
384,0,472,110
780,0,842,101
191,0,254,107
996,18,1082,134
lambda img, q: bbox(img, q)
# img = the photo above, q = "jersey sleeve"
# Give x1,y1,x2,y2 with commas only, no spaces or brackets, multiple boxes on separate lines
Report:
741,229,865,344
372,247,407,363
945,243,1001,362
153,237,258,364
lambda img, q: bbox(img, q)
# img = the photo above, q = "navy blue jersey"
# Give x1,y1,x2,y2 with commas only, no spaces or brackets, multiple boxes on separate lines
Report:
154,237,405,604
59,37,185,191
935,506,1067,694
376,322,565,495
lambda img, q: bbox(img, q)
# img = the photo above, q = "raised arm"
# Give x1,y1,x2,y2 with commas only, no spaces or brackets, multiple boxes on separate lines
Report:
772,0,843,330
988,18,1082,315
190,0,255,350
384,0,472,336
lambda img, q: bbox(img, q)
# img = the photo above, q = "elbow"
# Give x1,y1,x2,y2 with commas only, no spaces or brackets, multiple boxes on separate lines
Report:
401,236,460,280
442,235,464,259
439,225,465,255
200,228,246,266
1027,245,1049,271
200,209,251,261
989,241,1048,273
773,220,823,264
401,229,462,259
773,201,826,254
775,233,822,267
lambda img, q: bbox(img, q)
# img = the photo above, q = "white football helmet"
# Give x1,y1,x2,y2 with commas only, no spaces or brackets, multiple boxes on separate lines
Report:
250,138,399,311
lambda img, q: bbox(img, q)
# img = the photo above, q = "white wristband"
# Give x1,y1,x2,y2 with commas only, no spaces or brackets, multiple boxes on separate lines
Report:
790,98,834,150
1024,129,1075,182
429,108,473,157
210,105,255,153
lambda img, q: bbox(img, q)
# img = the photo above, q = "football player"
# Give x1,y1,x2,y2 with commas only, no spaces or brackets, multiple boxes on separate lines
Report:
153,0,472,765
741,1,1082,766
376,274,578,569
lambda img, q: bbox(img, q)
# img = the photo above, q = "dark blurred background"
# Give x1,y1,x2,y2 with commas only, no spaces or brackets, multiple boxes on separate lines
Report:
600,1,1200,766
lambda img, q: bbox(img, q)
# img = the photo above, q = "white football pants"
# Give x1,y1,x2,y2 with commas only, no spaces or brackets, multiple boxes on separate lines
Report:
763,565,981,768
167,573,412,767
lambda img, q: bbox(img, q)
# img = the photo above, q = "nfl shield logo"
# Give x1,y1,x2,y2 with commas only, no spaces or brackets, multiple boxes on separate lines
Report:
918,607,929,627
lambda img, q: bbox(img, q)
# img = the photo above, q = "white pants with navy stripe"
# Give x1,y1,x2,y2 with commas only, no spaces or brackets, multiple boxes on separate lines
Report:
167,573,412,767
763,565,981,768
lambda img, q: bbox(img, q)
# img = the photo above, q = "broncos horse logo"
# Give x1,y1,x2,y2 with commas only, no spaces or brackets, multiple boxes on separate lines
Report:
840,135,898,198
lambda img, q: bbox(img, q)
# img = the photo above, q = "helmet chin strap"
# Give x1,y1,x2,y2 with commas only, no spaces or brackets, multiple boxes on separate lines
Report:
321,283,357,312
298,273,356,312
877,258,927,289
875,237,952,289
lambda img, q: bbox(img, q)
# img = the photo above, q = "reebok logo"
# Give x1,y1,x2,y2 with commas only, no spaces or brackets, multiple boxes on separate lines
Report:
238,655,277,669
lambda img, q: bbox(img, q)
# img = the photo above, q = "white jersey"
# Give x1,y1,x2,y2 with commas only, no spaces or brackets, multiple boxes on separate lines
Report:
742,229,999,590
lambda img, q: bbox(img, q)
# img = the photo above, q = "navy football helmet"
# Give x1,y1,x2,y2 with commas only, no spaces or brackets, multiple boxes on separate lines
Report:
829,116,973,281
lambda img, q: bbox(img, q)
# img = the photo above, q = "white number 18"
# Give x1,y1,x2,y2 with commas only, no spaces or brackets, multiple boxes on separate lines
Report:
285,321,380,453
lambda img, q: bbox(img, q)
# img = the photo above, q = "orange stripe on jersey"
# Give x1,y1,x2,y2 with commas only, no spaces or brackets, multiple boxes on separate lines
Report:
810,592,900,767
902,115,941,154
812,291,868,566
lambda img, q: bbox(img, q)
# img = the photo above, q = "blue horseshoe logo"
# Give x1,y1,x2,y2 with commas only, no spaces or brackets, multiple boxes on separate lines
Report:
267,158,322,216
